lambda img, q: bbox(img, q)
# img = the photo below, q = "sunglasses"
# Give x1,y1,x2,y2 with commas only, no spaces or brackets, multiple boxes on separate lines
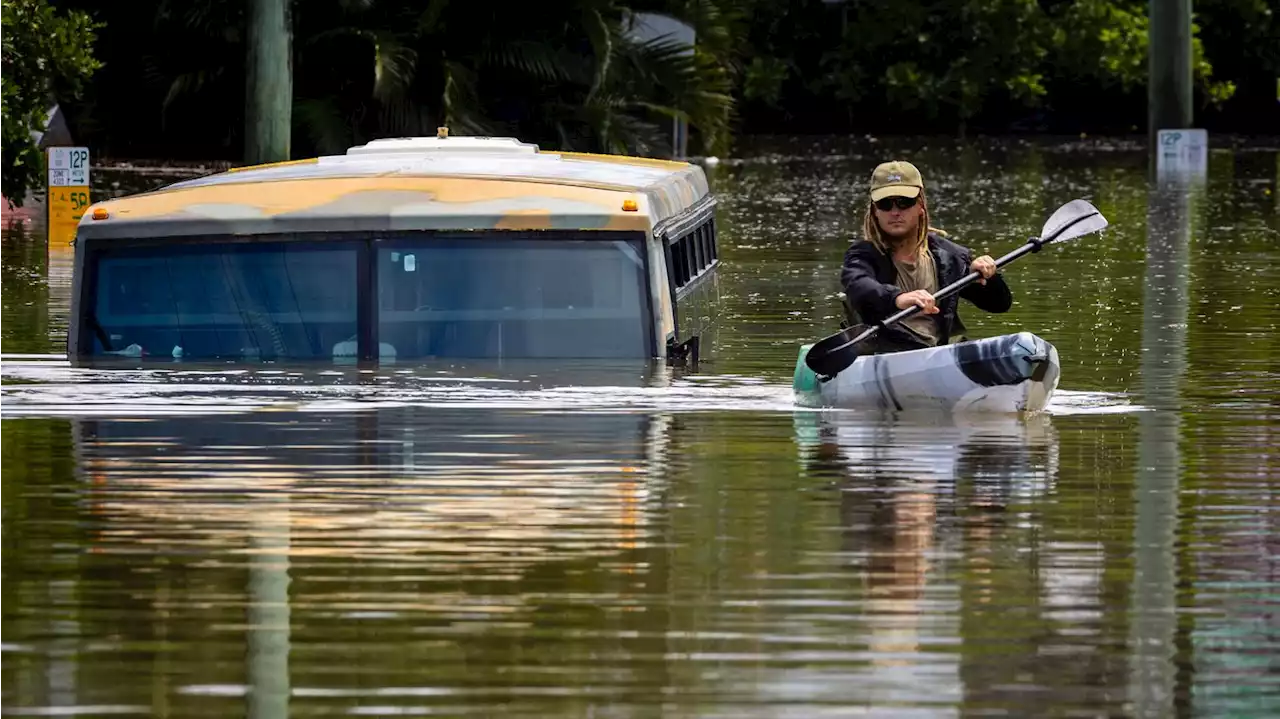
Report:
874,195,919,211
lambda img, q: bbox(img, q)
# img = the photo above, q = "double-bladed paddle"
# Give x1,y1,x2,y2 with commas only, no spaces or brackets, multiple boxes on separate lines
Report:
803,198,1109,378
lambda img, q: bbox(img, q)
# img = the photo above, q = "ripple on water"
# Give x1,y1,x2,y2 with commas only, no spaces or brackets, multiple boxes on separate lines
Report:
2,356,1143,418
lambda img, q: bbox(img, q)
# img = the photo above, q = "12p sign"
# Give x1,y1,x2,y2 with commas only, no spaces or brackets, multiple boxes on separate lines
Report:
47,147,90,249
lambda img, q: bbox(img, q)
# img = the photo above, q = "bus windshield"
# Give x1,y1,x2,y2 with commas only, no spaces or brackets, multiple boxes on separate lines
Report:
84,234,651,361
377,237,650,359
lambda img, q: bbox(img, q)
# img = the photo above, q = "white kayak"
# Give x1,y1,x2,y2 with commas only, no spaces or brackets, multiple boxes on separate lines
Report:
793,332,1060,413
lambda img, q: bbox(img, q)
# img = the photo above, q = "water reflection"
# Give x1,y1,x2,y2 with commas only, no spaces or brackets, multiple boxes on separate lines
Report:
48,235,75,345
77,409,664,561
244,484,291,719
1,221,52,354
1128,176,1197,715
49,409,667,715
795,410,1058,496
794,410,1066,707
798,410,1159,710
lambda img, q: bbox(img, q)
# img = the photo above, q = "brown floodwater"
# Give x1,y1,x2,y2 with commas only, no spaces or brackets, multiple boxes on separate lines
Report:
3,136,1278,717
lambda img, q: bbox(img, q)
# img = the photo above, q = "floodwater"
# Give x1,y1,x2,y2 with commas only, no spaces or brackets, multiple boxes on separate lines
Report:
3,137,1279,717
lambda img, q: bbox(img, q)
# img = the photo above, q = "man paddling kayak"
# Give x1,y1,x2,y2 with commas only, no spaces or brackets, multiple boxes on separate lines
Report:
841,161,1012,352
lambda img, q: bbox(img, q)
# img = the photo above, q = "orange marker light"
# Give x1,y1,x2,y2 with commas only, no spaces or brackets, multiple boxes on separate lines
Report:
621,199,639,212
91,208,109,221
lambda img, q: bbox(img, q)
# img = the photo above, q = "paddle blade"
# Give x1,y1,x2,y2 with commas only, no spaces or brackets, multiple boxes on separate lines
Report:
1039,199,1109,245
804,324,873,376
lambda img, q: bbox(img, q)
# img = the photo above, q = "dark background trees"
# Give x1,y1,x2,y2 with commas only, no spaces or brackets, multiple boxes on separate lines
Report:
6,0,1278,175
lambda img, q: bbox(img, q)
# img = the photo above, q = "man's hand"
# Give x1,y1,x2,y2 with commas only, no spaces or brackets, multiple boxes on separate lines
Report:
895,289,939,314
971,255,997,285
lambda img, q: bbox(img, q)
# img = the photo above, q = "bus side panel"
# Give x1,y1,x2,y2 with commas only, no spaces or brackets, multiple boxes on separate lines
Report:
68,236,89,356
648,235,676,357
673,271,720,360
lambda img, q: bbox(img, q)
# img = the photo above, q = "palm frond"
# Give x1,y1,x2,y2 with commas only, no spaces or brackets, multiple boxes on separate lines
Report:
668,0,739,58
564,93,668,156
377,96,436,137
373,34,418,100
305,27,374,46
483,41,578,83
140,55,174,89
596,106,666,156
295,97,354,154
155,0,228,36
162,70,212,111
417,0,451,33
442,60,494,135
583,7,612,102
605,32,734,153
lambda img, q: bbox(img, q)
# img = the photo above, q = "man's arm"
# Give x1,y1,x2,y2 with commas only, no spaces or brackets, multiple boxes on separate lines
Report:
957,248,1012,312
841,243,902,322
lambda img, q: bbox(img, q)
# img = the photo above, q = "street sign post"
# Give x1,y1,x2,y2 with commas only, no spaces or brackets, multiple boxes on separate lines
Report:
47,146,90,248
1155,129,1208,181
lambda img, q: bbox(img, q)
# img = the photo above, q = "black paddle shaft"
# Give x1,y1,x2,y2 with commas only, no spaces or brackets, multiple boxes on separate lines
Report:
804,237,1047,376
876,238,1045,328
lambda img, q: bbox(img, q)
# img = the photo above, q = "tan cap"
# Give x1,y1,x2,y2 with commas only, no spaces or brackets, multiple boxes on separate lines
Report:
869,161,924,202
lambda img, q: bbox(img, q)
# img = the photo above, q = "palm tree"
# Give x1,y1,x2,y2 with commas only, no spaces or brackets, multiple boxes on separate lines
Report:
292,0,733,157
96,0,735,159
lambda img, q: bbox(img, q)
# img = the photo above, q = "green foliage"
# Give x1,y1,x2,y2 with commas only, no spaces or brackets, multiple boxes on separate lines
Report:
1053,0,1148,91
741,0,1254,133
1190,26,1237,106
127,0,733,159
742,56,788,106
1053,0,1235,105
1,0,100,206
46,0,1277,161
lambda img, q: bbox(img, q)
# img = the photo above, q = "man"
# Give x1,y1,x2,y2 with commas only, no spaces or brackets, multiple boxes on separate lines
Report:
841,160,1011,352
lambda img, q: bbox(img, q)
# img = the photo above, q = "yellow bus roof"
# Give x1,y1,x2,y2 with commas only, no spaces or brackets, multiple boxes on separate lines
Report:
78,137,712,240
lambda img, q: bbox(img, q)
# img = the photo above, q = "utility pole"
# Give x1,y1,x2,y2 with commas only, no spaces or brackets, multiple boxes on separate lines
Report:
1148,0,1193,144
245,0,292,165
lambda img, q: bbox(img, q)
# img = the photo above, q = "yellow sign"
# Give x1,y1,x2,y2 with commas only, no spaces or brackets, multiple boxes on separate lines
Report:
47,147,90,249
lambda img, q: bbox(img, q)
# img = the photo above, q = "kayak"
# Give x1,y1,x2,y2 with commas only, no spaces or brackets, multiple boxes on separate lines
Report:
793,332,1060,413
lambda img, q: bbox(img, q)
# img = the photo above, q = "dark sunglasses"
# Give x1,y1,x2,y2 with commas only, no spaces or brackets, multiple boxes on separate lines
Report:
874,195,919,211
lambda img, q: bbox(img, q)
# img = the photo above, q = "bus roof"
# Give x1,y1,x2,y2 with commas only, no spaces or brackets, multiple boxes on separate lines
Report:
78,136,712,240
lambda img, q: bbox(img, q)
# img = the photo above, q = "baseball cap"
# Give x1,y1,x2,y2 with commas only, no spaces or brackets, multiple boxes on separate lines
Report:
869,161,924,202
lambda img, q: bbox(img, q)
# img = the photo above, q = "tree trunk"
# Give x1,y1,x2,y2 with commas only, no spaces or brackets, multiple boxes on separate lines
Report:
1148,0,1194,142
245,0,292,164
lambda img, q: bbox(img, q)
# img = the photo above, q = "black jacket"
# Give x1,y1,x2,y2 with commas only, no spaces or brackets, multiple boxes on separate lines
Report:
841,232,1012,347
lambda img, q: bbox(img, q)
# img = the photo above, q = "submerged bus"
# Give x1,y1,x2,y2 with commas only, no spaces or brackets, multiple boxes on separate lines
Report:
69,134,719,363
